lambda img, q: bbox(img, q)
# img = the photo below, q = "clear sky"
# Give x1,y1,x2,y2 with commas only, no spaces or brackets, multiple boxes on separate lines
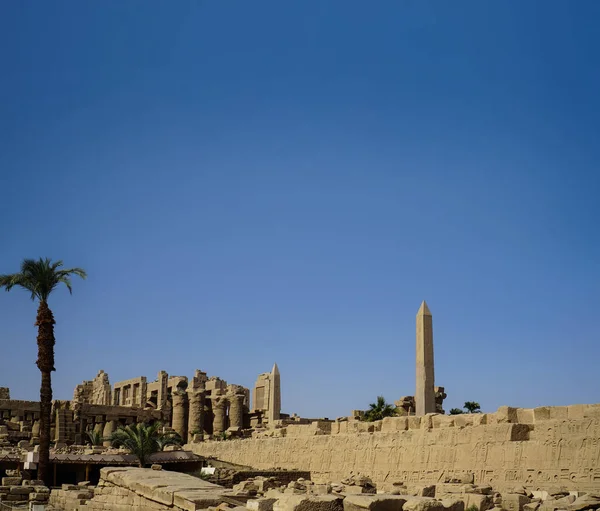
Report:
1,1,599,419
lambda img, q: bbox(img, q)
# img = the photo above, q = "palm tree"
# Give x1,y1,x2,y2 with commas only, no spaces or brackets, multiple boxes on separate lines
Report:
0,258,86,483
464,401,481,413
156,430,183,451
364,396,398,422
110,422,180,467
86,430,104,446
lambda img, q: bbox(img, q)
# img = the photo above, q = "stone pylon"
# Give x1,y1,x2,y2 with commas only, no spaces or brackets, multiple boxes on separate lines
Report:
416,301,436,416
268,363,281,423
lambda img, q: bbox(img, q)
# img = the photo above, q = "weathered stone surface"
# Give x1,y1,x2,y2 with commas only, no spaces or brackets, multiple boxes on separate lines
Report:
463,494,494,511
274,494,345,511
248,497,279,511
403,497,445,511
2,478,22,486
500,493,531,511
440,499,465,511
539,495,576,511
80,467,232,511
566,495,600,511
343,494,409,511
191,405,600,492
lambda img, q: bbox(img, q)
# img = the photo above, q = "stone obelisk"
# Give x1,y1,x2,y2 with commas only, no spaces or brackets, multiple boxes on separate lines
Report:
268,363,281,423
416,301,435,415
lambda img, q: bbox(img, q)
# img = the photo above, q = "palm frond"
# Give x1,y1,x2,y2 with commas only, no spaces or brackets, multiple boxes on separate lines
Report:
0,258,86,302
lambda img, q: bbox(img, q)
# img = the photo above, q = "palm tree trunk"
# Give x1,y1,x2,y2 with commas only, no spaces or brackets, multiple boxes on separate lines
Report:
35,301,56,485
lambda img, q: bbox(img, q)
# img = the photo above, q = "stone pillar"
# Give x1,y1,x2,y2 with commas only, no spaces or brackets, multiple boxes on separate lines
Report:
416,301,436,415
268,363,281,423
157,370,169,410
54,408,68,443
31,419,40,445
212,396,227,436
172,390,188,441
93,418,104,437
187,390,205,442
228,389,245,431
102,420,116,447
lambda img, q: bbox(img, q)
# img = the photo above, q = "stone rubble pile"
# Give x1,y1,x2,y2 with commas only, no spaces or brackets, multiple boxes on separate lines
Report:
0,473,50,507
227,475,600,511
38,469,600,511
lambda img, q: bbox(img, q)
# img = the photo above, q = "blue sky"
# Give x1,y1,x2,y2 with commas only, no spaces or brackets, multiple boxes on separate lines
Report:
1,1,599,419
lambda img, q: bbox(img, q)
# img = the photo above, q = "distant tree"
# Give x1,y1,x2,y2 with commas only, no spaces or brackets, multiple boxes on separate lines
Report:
364,396,398,422
449,408,464,415
0,258,86,484
464,401,481,413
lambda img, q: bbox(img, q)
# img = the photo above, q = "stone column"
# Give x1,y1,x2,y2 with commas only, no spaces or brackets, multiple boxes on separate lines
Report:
187,390,205,442
102,420,116,447
93,417,104,437
31,419,40,445
228,390,245,431
54,408,68,443
212,396,227,436
171,390,188,441
416,301,436,415
157,371,169,410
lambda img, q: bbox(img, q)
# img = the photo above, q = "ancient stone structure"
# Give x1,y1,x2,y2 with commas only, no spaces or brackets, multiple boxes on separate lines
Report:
73,370,112,406
191,403,600,492
252,363,281,425
1,366,276,448
415,301,435,416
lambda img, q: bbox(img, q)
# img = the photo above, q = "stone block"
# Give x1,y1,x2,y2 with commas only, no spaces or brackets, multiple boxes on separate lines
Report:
407,417,422,430
496,407,518,424
436,484,465,496
432,415,455,428
2,477,22,486
500,494,531,511
381,417,408,433
274,494,345,511
343,494,409,511
441,499,465,511
10,486,34,495
406,486,436,498
464,494,494,511
567,495,600,511
248,498,279,511
531,493,549,502
523,503,540,511
310,485,332,495
403,497,445,511
172,490,225,511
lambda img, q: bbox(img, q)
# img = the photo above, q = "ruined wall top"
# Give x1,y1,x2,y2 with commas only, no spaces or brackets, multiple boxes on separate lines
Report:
0,388,10,400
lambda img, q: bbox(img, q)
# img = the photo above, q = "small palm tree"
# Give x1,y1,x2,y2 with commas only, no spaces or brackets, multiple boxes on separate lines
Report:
156,430,183,451
86,430,104,446
110,422,180,467
364,396,398,422
464,401,481,413
0,258,86,483
449,408,464,415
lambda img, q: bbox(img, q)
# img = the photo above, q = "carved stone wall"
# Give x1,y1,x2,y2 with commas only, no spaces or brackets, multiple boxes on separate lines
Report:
190,404,600,491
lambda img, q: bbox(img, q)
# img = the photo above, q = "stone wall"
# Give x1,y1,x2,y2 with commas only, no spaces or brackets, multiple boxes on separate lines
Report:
190,404,600,492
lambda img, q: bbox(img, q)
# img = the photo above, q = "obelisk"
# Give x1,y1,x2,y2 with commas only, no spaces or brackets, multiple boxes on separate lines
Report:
416,301,435,415
268,363,281,423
